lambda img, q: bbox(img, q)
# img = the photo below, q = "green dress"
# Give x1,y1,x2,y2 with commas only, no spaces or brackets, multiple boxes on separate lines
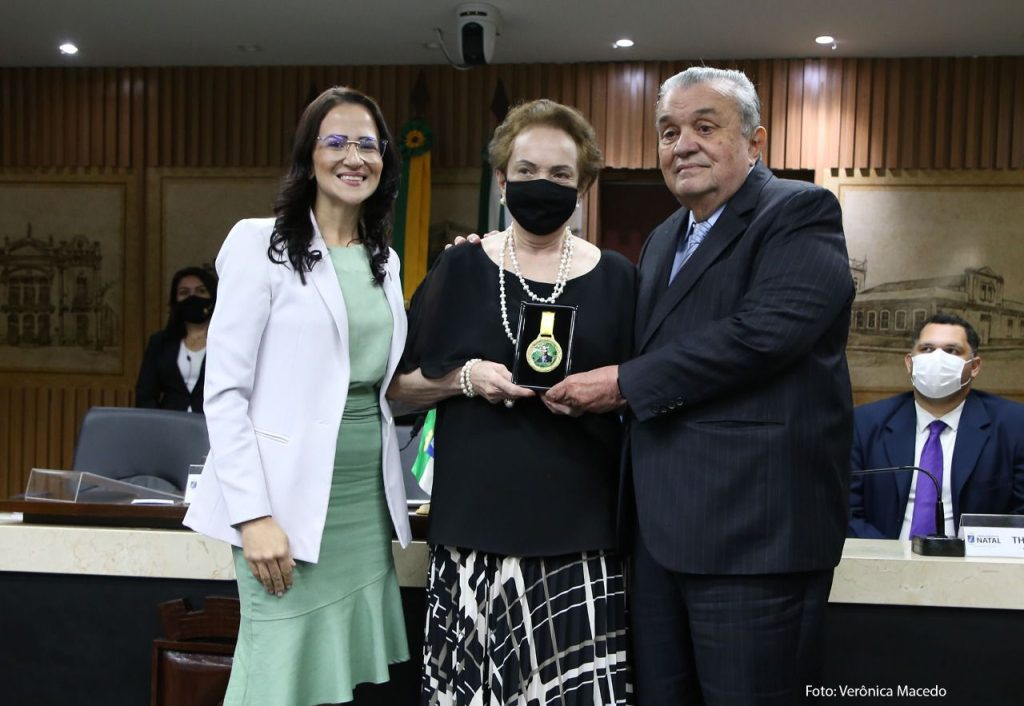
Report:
225,246,409,706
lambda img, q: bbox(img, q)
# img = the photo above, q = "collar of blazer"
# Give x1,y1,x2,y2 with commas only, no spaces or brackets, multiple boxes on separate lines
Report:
306,218,406,366
881,394,919,508
307,225,350,345
637,162,773,351
950,391,991,511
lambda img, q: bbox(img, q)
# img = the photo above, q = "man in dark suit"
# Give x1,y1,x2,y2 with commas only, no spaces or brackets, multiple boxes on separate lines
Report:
849,313,1024,539
547,67,855,704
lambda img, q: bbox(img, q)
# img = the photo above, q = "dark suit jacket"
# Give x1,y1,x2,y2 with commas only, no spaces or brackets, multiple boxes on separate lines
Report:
848,390,1024,538
618,162,855,575
135,330,205,413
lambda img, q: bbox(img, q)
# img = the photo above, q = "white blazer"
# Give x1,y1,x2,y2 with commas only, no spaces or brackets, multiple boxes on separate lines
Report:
183,216,411,562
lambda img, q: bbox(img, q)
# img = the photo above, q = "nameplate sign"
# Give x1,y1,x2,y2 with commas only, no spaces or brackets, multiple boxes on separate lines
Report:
184,471,202,505
959,514,1024,558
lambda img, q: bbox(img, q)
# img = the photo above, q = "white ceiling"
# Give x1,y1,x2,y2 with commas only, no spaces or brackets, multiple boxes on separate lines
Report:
1,0,1022,68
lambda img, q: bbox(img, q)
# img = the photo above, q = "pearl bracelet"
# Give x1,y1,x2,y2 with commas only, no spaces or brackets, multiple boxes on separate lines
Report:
460,358,481,398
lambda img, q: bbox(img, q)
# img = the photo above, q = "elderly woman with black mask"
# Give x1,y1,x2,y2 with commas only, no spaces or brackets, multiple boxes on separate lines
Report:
135,265,217,413
389,99,635,706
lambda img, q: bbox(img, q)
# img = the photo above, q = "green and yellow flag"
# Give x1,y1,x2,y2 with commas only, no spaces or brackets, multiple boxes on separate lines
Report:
393,119,433,302
410,409,436,494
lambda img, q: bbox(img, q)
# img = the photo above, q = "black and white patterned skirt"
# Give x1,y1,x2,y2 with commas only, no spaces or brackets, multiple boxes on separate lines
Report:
421,545,632,706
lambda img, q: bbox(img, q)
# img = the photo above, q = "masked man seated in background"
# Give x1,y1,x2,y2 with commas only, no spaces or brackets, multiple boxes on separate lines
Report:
849,312,1024,539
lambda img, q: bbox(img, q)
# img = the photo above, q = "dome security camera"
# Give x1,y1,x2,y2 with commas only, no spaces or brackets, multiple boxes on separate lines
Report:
455,3,500,66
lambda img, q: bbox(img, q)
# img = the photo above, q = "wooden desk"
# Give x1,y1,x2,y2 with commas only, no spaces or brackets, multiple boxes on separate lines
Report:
2,510,1020,705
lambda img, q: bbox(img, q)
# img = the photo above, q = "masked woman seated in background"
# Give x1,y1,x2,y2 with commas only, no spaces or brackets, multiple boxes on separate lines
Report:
135,265,217,413
389,99,636,706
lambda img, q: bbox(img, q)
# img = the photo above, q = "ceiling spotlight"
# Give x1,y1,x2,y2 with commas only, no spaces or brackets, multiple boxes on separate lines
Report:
815,35,834,45
58,42,79,56
613,38,635,49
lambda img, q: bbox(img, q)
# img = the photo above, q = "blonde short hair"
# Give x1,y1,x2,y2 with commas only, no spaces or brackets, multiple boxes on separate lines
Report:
488,99,603,192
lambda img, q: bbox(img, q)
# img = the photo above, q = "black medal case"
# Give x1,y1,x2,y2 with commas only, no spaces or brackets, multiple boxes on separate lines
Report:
511,301,577,390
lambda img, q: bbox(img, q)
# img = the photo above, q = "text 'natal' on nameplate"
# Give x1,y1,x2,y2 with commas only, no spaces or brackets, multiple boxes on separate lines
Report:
511,302,577,390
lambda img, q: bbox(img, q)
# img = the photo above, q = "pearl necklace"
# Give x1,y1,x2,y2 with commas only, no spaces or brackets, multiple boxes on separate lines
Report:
498,226,574,344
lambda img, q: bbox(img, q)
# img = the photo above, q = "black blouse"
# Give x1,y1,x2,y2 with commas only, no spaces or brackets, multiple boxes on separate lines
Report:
400,243,636,556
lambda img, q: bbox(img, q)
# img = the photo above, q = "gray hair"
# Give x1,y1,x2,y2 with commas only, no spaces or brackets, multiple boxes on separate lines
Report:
658,67,762,138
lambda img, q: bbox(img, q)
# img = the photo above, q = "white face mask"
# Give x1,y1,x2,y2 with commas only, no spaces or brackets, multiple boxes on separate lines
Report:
910,349,972,400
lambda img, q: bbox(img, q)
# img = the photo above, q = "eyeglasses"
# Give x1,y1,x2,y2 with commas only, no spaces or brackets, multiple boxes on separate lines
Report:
316,134,387,159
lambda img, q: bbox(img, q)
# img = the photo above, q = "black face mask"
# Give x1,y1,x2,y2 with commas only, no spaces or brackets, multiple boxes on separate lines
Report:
176,295,214,324
504,179,578,236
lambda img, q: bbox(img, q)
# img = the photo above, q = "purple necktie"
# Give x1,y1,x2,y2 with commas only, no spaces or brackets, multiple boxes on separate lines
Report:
910,420,946,537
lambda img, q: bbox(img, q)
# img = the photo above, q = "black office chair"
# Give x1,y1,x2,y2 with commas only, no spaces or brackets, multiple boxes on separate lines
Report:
72,407,210,494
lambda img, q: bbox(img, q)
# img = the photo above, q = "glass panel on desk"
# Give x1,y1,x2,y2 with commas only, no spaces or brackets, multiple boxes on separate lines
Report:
25,468,184,504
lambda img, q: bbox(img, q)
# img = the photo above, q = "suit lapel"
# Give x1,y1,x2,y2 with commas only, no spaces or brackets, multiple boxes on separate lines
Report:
308,227,349,344
882,396,918,512
160,339,189,393
380,255,407,409
634,209,685,343
637,163,772,351
950,392,991,519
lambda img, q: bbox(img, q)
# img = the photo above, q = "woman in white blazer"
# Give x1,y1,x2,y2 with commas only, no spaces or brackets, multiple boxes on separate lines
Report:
183,86,411,706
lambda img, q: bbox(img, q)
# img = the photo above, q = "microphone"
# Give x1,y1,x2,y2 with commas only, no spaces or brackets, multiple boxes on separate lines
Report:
851,466,966,557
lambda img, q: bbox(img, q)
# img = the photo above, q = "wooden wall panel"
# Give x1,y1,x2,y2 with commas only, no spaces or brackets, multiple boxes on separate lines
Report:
28,68,40,164
917,59,934,169
949,60,968,168
768,60,789,167
786,61,804,168
822,59,843,174
964,60,982,168
883,61,901,168
838,59,856,167
103,68,118,167
800,60,821,169
979,58,998,169
2,57,1022,173
897,60,918,166
995,58,1013,169
90,69,105,165
0,71,10,164
118,68,132,168
640,62,662,169
1014,58,1024,169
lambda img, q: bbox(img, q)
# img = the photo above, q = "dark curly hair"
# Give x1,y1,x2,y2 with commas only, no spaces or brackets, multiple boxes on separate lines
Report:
164,266,218,340
268,86,400,285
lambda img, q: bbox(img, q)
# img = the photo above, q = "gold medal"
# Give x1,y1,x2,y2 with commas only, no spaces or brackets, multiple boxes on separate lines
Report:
526,310,562,373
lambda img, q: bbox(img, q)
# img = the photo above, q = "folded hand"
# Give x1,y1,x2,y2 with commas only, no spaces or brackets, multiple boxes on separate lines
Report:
240,516,295,597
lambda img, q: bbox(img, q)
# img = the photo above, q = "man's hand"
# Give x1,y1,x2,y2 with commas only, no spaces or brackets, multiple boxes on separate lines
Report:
545,365,625,415
540,393,584,417
445,230,501,249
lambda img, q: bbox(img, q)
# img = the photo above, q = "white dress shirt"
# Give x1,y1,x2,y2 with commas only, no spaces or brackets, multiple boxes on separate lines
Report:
177,342,206,407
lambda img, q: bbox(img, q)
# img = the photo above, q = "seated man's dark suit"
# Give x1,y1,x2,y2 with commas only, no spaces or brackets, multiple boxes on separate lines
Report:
849,389,1024,538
